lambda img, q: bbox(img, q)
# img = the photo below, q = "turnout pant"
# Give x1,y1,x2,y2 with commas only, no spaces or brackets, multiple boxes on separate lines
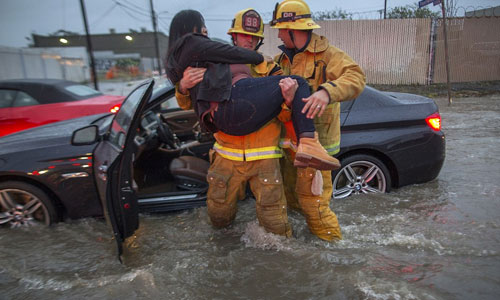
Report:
281,150,342,241
206,152,292,237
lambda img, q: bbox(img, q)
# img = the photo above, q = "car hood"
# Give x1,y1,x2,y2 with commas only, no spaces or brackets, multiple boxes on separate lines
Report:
0,114,108,155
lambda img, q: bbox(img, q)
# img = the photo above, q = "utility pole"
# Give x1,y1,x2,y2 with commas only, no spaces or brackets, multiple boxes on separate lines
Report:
441,0,452,105
149,0,162,76
79,0,98,90
384,0,387,19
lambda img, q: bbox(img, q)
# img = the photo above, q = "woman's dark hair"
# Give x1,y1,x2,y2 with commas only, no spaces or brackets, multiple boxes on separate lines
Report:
168,10,205,52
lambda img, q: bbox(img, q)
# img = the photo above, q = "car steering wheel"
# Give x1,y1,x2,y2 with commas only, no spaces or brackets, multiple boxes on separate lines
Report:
152,113,177,149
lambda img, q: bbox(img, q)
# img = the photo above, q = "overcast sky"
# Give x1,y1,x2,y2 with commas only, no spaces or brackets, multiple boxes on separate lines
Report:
1,0,499,47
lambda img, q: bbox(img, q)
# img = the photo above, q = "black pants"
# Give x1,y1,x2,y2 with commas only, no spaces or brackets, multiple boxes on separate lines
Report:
213,75,315,137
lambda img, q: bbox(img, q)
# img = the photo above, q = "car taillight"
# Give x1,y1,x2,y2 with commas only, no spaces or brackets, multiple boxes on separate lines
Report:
110,105,121,114
426,112,441,131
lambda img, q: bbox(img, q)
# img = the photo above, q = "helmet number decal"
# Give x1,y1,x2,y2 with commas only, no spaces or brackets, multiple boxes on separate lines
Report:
242,10,261,33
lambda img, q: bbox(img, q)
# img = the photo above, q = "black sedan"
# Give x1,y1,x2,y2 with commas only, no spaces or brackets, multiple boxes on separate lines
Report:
333,87,445,199
0,80,445,230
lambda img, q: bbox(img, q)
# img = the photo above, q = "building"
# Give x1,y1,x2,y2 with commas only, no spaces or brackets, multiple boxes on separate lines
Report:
31,31,168,74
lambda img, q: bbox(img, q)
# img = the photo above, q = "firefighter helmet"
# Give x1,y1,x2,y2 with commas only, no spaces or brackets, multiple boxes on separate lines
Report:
270,0,320,30
228,8,264,38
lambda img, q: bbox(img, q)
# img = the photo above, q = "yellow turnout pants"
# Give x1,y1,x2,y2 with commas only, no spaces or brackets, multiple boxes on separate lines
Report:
206,152,292,237
281,151,342,241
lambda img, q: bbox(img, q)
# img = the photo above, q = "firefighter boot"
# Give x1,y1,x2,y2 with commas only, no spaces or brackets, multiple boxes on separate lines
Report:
294,132,341,170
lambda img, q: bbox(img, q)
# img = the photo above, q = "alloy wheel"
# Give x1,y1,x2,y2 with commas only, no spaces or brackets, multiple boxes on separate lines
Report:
333,160,387,199
0,189,50,228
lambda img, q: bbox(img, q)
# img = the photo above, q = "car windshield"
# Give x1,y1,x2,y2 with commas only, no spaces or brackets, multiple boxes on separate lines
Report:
64,84,103,97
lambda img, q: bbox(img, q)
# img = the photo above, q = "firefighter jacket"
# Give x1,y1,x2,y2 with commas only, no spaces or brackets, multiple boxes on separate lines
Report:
275,33,366,155
175,59,289,161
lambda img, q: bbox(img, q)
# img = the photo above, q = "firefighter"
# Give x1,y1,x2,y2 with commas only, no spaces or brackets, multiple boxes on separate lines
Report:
270,0,366,241
175,8,292,237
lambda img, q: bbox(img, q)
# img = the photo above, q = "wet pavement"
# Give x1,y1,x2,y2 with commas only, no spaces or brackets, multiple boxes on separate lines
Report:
1,94,500,299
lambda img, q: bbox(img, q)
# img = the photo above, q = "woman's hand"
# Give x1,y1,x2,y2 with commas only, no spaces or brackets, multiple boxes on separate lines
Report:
279,77,298,108
179,67,207,94
301,89,330,119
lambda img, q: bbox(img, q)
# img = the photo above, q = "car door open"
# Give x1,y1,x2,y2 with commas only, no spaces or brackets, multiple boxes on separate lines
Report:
92,80,154,261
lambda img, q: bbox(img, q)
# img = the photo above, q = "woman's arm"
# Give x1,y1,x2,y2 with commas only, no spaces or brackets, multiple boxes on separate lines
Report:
166,33,263,84
194,34,264,65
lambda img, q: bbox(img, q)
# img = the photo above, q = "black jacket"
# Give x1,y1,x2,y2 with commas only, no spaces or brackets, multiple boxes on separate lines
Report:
166,33,263,131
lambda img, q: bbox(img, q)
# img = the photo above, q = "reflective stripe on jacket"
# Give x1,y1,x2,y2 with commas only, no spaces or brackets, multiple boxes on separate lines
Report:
275,33,366,155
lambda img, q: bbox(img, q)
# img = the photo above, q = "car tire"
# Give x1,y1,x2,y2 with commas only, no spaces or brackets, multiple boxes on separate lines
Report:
331,154,392,199
0,181,59,228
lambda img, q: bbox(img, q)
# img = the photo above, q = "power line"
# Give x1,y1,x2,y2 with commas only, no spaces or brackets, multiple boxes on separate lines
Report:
157,18,170,34
122,0,150,14
157,15,232,22
91,3,118,27
112,0,150,21
115,0,150,17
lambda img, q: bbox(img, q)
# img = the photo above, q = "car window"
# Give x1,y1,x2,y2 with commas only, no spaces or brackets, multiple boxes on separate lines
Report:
160,94,180,111
64,85,102,97
108,84,149,148
0,89,17,108
12,91,40,107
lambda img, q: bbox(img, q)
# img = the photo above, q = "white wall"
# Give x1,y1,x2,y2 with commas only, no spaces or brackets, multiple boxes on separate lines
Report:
0,46,89,82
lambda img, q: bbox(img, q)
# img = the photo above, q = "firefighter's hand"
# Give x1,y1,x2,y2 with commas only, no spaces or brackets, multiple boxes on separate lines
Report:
179,67,206,94
279,77,298,108
302,89,330,119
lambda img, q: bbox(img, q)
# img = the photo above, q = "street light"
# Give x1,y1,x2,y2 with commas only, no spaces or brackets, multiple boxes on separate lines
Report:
59,38,68,44
125,35,133,41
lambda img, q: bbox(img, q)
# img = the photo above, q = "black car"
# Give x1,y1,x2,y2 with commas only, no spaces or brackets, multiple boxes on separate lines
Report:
0,80,212,229
0,80,445,234
333,87,445,199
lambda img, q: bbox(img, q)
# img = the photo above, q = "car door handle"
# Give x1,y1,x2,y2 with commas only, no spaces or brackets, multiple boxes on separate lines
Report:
121,186,133,193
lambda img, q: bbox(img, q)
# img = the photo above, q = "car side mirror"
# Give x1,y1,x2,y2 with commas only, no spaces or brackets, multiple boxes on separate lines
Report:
72,125,99,145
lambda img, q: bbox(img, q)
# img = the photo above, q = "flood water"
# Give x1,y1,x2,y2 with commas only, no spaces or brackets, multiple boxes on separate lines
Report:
1,95,500,299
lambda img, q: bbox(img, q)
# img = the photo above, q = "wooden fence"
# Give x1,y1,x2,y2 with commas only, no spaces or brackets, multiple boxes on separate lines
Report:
261,18,500,85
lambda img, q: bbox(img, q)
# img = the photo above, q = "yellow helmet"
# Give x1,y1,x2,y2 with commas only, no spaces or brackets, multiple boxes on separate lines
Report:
227,8,264,38
270,0,320,30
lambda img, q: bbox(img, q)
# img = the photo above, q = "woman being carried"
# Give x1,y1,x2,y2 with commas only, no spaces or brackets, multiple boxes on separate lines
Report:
166,10,339,170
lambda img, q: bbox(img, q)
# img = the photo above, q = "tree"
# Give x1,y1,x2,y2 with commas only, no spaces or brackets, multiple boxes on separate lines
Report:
446,0,458,17
387,2,440,19
313,8,352,20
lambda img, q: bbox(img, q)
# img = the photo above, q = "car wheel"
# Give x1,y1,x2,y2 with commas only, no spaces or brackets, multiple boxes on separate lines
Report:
332,154,391,199
0,181,59,228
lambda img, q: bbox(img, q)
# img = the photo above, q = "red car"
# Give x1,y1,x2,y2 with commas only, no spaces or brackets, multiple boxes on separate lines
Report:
0,79,125,137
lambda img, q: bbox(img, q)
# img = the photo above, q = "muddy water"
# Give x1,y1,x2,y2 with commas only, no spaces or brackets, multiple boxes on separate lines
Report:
1,95,500,300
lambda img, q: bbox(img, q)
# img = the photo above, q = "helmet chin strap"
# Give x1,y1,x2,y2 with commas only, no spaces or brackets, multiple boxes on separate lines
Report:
255,38,263,51
289,30,296,48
